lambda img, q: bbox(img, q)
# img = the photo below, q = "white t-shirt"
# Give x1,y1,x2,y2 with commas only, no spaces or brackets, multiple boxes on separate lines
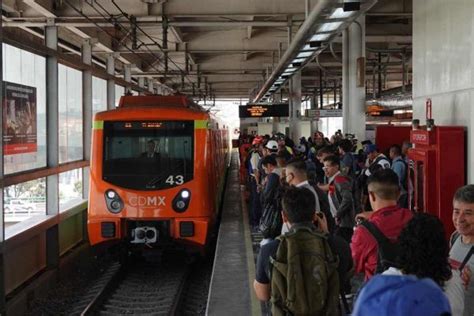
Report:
450,236,474,316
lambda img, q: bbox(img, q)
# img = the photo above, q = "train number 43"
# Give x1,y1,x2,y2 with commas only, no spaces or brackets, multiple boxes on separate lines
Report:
166,175,184,185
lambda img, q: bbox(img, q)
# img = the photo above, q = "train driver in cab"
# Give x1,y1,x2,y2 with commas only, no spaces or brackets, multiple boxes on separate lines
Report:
141,140,160,159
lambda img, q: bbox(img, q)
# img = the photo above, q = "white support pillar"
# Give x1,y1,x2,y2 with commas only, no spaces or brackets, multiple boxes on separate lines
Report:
272,93,282,134
342,16,366,141
82,39,92,200
148,78,154,93
45,20,59,269
106,54,116,110
289,70,302,143
124,64,132,94
138,77,146,95
310,97,318,137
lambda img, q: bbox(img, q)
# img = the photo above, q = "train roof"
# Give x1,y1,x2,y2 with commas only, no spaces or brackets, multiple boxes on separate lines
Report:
118,95,203,110
94,95,210,121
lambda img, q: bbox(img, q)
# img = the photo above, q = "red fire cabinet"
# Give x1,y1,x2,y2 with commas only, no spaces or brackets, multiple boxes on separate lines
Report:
375,125,412,154
407,126,465,236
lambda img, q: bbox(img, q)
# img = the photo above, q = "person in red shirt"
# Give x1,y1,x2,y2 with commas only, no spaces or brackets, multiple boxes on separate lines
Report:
351,169,413,280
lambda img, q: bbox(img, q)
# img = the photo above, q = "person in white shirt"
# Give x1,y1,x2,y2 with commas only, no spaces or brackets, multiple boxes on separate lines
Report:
282,159,336,234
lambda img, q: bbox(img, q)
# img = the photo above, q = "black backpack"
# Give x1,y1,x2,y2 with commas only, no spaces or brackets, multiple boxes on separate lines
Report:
360,221,401,273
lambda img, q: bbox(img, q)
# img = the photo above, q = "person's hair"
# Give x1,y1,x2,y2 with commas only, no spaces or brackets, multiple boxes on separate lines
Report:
398,213,452,287
316,146,336,157
339,139,353,153
367,169,400,200
453,184,474,204
402,140,412,149
147,140,155,145
323,155,340,167
390,144,402,156
286,159,307,177
261,155,277,167
281,186,315,223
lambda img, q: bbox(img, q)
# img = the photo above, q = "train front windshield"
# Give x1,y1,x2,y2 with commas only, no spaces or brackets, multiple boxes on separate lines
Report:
102,121,194,190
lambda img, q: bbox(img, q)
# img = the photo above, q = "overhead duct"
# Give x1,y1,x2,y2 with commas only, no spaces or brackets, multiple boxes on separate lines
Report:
253,0,377,103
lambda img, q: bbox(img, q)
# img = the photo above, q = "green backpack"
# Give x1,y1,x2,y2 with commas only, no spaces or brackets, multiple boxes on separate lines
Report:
270,225,340,316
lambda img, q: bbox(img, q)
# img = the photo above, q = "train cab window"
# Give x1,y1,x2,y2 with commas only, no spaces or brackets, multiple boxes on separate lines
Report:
102,121,194,190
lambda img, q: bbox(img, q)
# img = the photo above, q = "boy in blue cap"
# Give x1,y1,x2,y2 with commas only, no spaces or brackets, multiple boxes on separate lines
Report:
353,274,452,316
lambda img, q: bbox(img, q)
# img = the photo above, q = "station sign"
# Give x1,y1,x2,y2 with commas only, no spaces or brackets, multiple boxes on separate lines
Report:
239,103,289,118
411,130,432,146
306,109,343,118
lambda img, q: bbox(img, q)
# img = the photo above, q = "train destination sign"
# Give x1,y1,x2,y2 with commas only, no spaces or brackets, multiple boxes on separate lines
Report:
239,103,289,118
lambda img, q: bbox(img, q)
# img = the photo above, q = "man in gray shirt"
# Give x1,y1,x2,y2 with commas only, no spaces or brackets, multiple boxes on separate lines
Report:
449,184,474,316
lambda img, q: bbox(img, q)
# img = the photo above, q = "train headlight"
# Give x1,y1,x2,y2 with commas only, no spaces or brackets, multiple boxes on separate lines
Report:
173,189,191,213
181,190,190,199
105,189,124,214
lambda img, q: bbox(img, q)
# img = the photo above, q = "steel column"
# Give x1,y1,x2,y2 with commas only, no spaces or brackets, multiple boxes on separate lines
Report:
289,71,302,143
82,39,92,202
342,16,366,141
402,51,407,94
138,77,145,95
148,78,154,93
45,22,59,269
124,64,132,94
319,70,324,109
106,54,116,110
378,52,382,97
0,19,6,316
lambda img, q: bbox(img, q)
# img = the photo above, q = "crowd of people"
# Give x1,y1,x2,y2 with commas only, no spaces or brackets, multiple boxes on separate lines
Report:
237,131,473,316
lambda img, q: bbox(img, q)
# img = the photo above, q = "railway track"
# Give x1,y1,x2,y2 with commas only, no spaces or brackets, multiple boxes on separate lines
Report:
77,255,190,316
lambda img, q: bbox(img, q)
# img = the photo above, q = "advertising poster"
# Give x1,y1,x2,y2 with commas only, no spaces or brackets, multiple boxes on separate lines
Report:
3,81,37,155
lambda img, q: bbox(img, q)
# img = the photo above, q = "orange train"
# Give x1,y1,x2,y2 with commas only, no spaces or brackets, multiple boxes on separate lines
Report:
88,95,230,253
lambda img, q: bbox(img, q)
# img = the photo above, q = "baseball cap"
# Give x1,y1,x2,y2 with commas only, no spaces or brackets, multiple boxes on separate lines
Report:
364,144,378,154
361,139,373,145
353,275,451,316
265,140,278,151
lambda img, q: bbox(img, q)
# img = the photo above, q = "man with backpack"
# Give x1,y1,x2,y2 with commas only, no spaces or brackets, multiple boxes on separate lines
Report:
389,144,408,208
351,169,413,281
258,155,282,243
338,139,358,178
254,186,341,315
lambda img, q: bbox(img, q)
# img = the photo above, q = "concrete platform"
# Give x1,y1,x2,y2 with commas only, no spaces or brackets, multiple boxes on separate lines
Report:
206,152,260,316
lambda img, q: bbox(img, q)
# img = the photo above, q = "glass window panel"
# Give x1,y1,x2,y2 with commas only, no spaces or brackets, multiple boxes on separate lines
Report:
59,169,84,211
4,178,46,229
92,76,107,114
115,85,124,107
2,44,47,174
58,64,83,163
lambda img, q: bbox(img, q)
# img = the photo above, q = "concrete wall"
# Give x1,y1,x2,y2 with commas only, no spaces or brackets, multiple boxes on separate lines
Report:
413,0,474,182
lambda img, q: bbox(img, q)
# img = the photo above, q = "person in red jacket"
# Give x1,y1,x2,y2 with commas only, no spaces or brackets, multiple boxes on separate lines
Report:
351,169,413,280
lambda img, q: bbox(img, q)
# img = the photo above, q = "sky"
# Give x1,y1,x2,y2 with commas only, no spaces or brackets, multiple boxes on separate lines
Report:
198,99,241,139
